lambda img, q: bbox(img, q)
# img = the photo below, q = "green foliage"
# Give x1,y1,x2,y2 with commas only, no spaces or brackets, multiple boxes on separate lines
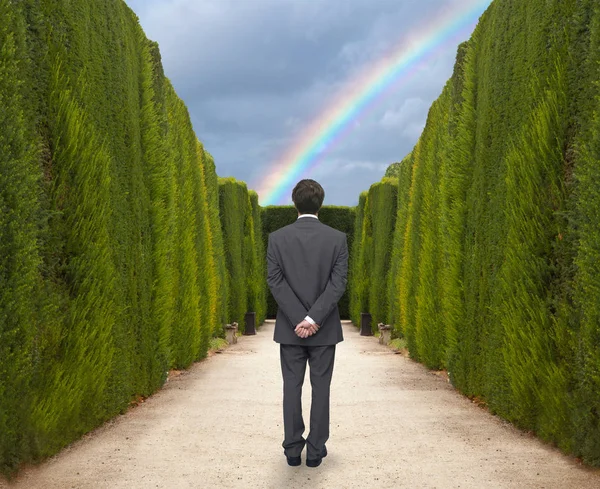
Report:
0,0,229,475
219,178,267,331
248,190,267,325
349,179,398,332
368,179,398,327
0,0,41,471
31,60,119,458
570,0,600,464
219,177,248,329
201,150,228,333
357,0,600,466
388,155,415,335
349,192,368,326
384,152,412,179
384,162,401,178
261,205,355,319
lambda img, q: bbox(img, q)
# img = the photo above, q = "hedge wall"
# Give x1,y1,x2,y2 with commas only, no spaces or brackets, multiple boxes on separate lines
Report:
249,191,268,325
261,205,355,319
219,178,267,331
348,179,398,331
0,0,230,475
203,151,229,331
349,192,368,326
364,0,600,466
387,153,414,332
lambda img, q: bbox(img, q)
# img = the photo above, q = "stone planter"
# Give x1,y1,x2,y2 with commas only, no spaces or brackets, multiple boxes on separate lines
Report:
225,322,238,344
378,323,392,345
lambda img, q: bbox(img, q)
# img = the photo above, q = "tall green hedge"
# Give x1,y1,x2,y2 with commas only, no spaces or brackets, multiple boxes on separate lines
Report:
0,0,229,475
249,190,268,325
219,178,267,331
203,151,229,331
349,192,368,326
348,179,398,331
569,0,600,462
261,205,355,319
361,0,600,466
0,1,43,470
387,153,415,332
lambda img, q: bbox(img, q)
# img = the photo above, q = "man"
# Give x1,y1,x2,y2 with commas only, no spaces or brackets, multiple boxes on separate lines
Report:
266,179,348,468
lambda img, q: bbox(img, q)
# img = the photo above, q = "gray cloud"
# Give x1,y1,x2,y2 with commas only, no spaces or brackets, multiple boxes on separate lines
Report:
125,0,490,206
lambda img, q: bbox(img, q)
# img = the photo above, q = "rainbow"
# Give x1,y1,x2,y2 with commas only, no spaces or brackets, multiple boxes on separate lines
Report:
255,0,492,206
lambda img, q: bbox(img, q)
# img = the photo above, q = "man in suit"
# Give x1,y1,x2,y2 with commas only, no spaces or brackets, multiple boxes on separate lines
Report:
266,179,348,468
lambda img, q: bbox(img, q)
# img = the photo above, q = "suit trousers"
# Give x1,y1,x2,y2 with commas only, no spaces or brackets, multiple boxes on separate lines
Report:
280,343,336,460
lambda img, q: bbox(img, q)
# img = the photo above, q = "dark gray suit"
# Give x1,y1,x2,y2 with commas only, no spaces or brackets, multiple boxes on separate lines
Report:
267,215,348,461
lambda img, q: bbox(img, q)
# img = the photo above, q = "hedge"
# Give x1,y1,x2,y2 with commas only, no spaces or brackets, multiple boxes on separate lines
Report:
248,191,268,325
0,0,229,475
219,178,267,331
348,179,398,332
349,192,368,326
360,0,600,466
261,205,355,319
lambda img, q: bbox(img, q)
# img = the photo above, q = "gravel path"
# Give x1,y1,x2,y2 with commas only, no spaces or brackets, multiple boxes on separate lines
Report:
3,320,599,489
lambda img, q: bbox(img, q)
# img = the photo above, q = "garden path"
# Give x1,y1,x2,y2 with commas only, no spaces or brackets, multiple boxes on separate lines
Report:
3,320,599,489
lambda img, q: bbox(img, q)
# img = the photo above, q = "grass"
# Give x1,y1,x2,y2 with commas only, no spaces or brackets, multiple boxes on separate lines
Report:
389,338,408,352
208,337,229,352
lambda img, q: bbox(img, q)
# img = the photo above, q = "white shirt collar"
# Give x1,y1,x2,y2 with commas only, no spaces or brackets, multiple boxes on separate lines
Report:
297,214,319,220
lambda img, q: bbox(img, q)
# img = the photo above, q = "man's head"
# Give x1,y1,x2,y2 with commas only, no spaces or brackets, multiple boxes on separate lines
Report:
292,179,325,215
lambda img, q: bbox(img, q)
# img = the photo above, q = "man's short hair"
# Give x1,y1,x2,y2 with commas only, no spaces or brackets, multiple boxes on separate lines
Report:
292,179,325,214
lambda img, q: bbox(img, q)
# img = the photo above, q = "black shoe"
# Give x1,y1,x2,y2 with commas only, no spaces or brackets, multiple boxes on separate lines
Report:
306,446,327,467
286,455,301,466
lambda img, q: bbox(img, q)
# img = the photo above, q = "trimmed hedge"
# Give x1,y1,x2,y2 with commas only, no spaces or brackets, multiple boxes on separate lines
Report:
261,205,355,319
569,0,600,462
359,0,600,467
349,192,368,327
219,178,267,331
249,190,268,325
0,0,231,475
0,2,43,471
387,153,415,333
348,179,398,332
203,152,229,331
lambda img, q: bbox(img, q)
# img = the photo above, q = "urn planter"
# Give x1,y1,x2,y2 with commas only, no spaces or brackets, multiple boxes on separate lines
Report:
378,323,392,345
225,322,238,344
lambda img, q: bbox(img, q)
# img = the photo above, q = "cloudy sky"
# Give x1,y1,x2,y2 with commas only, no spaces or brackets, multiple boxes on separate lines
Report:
124,0,491,206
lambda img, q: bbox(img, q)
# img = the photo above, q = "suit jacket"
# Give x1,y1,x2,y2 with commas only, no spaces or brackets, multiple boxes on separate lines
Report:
267,215,348,346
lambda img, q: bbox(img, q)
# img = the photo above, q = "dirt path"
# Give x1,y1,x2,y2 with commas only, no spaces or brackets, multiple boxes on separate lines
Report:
3,320,599,489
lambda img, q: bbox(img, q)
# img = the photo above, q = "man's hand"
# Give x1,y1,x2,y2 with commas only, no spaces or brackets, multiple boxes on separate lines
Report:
295,319,320,338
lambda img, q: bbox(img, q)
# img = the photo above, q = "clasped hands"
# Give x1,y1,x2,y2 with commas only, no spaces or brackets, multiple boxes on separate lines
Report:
294,319,320,338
